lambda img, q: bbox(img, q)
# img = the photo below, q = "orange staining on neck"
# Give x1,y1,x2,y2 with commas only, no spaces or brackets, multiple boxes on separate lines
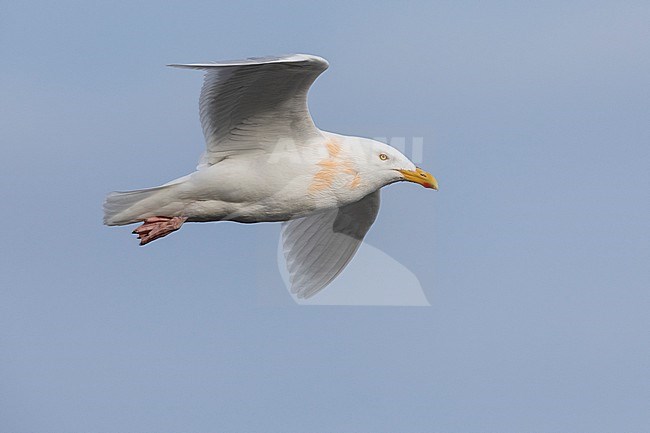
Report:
309,139,360,194
326,140,341,158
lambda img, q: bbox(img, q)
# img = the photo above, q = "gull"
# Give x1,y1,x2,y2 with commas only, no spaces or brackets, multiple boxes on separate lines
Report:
104,54,438,299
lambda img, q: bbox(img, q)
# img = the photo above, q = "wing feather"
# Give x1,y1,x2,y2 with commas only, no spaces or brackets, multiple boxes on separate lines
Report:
169,54,329,166
281,191,380,298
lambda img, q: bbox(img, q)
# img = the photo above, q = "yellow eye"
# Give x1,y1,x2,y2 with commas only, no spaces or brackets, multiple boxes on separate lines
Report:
379,153,388,161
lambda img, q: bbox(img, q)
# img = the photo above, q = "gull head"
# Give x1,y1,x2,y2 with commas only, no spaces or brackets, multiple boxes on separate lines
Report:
351,138,438,191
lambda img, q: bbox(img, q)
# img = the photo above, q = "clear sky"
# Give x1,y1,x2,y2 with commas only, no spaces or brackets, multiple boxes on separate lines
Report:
1,1,649,432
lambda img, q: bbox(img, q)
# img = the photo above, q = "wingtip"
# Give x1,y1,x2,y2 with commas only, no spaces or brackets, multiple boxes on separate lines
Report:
167,63,202,69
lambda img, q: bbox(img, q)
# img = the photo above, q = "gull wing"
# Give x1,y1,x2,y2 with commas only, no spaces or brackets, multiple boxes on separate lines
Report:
169,54,329,166
281,191,380,299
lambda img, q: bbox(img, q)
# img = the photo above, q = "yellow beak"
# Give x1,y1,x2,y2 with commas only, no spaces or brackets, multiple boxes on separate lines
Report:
398,167,438,190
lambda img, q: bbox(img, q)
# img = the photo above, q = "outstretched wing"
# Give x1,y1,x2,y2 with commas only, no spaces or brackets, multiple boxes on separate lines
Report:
169,54,329,166
281,191,381,299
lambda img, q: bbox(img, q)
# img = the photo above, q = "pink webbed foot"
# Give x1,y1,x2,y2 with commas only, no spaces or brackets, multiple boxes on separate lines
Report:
132,216,188,246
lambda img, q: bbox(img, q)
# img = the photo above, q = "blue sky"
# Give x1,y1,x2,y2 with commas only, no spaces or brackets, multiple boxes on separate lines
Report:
1,1,649,432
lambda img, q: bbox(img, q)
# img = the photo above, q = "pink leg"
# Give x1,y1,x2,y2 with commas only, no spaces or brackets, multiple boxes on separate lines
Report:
132,216,188,246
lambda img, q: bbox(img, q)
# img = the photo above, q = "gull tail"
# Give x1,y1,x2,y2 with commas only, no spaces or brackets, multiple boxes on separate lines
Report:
103,185,177,226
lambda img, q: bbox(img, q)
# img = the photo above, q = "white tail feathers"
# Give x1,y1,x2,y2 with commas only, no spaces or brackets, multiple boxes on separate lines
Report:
103,185,173,226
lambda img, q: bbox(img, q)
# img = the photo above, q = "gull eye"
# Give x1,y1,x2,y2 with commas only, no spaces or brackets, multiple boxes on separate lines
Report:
379,153,388,161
